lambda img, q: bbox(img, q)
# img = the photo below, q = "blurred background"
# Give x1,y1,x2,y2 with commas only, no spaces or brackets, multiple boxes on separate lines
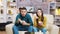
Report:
0,0,60,34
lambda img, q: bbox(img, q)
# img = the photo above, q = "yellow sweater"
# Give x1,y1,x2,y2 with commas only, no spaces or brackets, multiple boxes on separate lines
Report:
34,16,47,28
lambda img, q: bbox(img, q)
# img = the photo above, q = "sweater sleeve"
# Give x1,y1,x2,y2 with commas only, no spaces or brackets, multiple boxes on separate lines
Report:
42,16,47,27
33,16,37,27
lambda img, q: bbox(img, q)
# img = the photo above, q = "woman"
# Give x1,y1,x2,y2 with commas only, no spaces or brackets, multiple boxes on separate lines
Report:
33,8,47,34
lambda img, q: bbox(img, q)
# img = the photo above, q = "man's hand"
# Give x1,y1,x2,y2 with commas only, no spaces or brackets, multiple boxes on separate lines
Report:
17,19,21,23
22,21,30,26
22,21,26,25
17,19,30,26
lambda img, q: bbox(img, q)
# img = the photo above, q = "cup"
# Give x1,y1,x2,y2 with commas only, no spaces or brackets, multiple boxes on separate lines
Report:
38,21,42,26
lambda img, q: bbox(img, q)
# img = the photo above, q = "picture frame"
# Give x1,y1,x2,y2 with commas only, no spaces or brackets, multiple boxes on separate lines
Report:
25,6,34,12
0,9,3,14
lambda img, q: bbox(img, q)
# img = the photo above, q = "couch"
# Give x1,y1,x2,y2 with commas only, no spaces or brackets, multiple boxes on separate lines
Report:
5,13,59,34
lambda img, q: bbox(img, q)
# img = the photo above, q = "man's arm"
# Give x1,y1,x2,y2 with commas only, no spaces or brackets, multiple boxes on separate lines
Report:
41,16,47,27
27,15,33,26
15,14,20,26
21,14,33,26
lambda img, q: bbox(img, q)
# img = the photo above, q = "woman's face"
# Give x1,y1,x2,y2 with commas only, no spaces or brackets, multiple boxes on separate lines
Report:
37,10,42,16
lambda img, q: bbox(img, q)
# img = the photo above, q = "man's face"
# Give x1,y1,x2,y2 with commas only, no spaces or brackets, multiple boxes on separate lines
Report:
20,9,27,17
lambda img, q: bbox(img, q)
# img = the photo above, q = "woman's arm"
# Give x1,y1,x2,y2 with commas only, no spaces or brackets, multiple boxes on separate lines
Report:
42,16,47,27
34,16,37,27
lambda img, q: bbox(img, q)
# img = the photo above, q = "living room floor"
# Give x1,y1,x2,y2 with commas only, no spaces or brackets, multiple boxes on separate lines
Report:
0,31,6,34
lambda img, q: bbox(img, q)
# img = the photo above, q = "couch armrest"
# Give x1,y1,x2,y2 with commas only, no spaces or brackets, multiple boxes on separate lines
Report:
47,24,59,34
5,23,14,34
50,25,59,34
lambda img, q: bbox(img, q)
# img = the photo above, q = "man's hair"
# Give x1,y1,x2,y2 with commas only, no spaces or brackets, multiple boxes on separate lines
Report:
19,7,27,10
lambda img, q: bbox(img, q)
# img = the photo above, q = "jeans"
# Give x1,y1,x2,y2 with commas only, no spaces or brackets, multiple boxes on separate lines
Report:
13,25,34,34
33,27,47,34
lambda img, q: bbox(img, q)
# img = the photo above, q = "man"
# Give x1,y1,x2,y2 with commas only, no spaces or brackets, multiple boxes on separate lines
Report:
13,7,33,34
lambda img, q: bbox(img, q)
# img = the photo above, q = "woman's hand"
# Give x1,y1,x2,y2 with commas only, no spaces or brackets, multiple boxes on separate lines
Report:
36,16,38,19
38,21,43,26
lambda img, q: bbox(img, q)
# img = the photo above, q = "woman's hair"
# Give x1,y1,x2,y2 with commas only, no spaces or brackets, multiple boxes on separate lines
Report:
36,8,44,22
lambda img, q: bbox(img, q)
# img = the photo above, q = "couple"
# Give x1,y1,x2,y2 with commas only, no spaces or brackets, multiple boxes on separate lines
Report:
13,7,47,34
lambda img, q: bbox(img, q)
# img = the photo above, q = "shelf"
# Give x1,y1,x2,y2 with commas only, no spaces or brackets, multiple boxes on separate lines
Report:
7,1,16,8
56,0,60,2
